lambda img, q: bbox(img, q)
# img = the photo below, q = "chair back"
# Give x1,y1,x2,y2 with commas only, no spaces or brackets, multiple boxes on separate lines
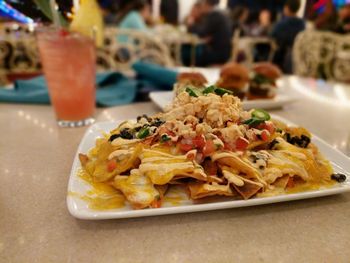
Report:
0,24,174,84
292,30,350,82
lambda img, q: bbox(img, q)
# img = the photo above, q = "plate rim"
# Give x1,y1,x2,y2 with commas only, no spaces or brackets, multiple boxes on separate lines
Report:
67,116,350,220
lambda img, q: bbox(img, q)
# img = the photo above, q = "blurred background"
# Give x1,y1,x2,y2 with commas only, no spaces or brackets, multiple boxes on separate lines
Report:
0,0,349,84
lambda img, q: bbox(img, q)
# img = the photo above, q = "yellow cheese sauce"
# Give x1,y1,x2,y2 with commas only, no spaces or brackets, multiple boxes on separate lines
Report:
163,186,188,206
258,180,336,197
286,180,336,194
69,169,125,210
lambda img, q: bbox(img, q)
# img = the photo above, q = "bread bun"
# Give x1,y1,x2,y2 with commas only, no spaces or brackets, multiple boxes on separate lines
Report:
177,72,208,86
220,62,249,81
253,62,281,80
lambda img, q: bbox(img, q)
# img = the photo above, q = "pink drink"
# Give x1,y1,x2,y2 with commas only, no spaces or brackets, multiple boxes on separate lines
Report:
37,28,96,127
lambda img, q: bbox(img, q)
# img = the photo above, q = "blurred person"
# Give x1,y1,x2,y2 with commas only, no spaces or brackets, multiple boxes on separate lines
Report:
185,1,205,31
116,0,151,31
271,0,305,73
189,0,232,66
306,0,338,31
335,4,350,34
251,9,272,36
231,5,249,36
251,9,273,62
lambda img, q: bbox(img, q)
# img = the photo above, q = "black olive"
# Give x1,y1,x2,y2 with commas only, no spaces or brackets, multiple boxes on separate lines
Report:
285,133,310,148
300,135,311,148
152,118,164,127
134,126,142,132
331,173,347,183
285,133,291,141
269,139,279,149
109,134,120,142
136,114,151,122
120,128,133,139
199,118,204,123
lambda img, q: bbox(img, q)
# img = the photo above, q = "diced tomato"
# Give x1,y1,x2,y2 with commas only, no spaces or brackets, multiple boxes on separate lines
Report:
192,135,206,149
261,130,270,141
235,137,249,151
203,140,215,156
257,122,275,134
107,159,117,172
150,198,162,208
287,177,295,188
224,142,233,151
179,143,193,152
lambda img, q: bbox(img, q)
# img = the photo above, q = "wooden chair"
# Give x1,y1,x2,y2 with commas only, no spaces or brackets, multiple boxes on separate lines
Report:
231,32,277,67
98,27,174,72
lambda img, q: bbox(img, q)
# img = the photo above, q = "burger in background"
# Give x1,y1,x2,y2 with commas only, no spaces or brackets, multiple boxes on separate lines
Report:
248,62,281,100
216,62,250,100
174,72,208,95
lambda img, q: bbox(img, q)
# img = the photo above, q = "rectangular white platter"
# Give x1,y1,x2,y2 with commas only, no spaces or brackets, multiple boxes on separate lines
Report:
67,117,350,220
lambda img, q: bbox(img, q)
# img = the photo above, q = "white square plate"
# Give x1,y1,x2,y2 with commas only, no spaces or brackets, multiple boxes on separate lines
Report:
149,91,296,111
67,116,350,220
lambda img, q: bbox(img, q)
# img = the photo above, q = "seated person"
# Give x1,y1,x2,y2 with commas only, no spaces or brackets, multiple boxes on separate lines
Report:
230,5,249,36
335,4,350,34
271,0,305,73
188,0,232,67
116,0,151,31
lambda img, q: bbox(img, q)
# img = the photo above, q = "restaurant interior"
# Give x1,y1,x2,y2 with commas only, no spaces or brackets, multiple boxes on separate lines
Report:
1,0,350,262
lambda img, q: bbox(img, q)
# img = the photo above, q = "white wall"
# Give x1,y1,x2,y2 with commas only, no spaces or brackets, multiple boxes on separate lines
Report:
179,0,197,22
297,0,307,17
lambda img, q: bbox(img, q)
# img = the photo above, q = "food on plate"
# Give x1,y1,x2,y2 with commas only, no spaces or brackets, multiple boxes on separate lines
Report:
216,62,249,100
177,72,208,87
174,72,208,95
248,62,281,99
78,89,344,210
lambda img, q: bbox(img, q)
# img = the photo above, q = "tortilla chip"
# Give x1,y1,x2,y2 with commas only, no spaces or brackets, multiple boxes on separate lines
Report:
232,181,262,199
273,175,289,189
90,144,143,182
79,153,89,167
221,166,263,199
155,184,169,199
214,154,266,186
113,171,159,209
188,182,234,199
139,149,207,185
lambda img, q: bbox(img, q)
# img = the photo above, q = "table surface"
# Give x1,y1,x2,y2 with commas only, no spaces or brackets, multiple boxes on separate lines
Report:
1,73,350,263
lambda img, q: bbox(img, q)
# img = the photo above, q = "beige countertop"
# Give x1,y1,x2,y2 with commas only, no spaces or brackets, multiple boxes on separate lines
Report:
1,76,350,262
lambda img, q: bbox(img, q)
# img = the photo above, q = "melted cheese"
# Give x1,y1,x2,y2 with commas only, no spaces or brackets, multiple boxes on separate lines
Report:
223,170,244,186
114,173,158,209
108,149,133,160
111,138,141,147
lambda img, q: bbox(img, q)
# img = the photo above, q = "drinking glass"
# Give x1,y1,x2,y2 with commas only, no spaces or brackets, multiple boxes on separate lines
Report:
37,27,96,127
